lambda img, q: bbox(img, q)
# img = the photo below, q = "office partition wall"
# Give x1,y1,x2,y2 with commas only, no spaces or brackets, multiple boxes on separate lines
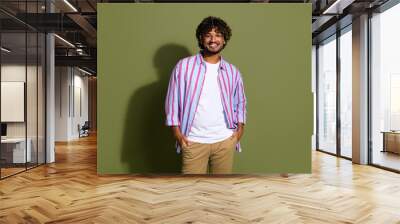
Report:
0,1,46,179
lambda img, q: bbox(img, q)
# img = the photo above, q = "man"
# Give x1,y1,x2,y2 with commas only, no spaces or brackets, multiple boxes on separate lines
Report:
165,16,247,174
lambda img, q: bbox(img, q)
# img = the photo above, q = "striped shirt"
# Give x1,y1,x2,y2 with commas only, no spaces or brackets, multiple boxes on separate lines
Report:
165,52,247,153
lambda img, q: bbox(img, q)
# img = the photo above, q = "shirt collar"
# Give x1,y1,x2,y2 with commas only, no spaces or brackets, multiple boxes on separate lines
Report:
196,51,226,70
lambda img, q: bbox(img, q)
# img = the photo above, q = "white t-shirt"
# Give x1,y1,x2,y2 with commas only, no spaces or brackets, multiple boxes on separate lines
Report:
187,61,234,143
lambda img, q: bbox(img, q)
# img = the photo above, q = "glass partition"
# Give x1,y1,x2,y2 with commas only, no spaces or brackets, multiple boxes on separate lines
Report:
0,1,46,179
1,31,28,177
339,27,352,158
371,3,400,171
317,35,337,154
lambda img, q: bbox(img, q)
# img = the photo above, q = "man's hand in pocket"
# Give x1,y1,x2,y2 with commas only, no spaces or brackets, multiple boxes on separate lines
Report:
231,123,244,142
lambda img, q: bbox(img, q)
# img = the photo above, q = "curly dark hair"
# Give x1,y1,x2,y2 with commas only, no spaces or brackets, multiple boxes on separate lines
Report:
196,16,232,50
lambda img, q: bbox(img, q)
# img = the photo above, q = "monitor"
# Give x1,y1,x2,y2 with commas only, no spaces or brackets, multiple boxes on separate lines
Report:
1,123,7,137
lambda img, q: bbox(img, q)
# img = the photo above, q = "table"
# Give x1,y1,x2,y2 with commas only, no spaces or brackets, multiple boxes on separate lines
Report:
1,138,32,163
381,131,400,154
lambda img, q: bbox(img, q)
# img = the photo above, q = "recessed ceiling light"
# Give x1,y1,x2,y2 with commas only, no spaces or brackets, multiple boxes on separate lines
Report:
78,67,93,76
54,34,75,48
1,47,11,53
322,0,354,15
63,0,78,12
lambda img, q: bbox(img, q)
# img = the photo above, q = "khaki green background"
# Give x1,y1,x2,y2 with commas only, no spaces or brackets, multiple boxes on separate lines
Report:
98,3,312,174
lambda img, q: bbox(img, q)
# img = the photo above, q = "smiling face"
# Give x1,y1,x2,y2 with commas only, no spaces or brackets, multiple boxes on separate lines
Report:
201,28,225,55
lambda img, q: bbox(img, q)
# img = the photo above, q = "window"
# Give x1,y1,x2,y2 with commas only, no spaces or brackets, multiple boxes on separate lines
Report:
317,35,337,154
370,2,400,171
339,27,352,158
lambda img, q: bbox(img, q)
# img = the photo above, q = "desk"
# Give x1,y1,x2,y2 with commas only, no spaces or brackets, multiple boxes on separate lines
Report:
1,138,31,163
381,131,400,154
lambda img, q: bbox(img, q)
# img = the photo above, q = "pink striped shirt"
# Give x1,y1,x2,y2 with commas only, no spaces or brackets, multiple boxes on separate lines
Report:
165,52,247,153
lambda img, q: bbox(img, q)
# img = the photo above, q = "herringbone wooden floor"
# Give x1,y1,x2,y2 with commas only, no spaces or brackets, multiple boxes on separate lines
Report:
1,134,400,224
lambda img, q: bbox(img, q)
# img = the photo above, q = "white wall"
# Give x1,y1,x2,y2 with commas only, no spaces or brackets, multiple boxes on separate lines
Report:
1,63,46,163
1,66,26,139
72,72,89,138
55,66,69,141
1,65,39,137
55,66,89,141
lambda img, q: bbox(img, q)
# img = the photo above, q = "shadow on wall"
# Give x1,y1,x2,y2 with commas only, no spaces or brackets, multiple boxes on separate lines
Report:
121,44,191,173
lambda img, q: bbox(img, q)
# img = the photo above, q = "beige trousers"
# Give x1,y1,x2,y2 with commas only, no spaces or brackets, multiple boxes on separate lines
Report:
181,136,237,174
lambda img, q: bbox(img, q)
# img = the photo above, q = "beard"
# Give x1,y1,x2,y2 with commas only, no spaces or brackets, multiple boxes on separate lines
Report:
203,42,224,55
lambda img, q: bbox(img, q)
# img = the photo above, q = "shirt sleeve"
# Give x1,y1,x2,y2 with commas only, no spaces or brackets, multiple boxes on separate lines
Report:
165,61,181,126
234,69,247,125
